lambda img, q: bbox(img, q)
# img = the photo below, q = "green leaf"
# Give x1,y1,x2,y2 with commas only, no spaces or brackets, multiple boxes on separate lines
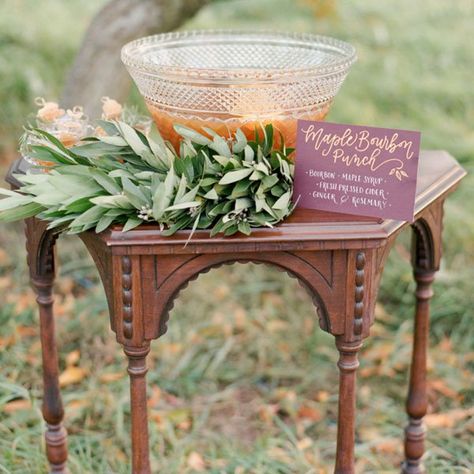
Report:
153,165,175,220
212,155,230,168
238,221,252,235
249,170,265,181
233,128,248,154
263,123,274,155
229,179,252,199
0,188,20,197
174,125,211,146
209,200,233,217
91,170,121,194
46,215,77,230
117,121,150,156
0,198,30,214
235,198,252,210
91,195,134,209
61,196,95,213
47,174,102,197
260,174,279,191
161,214,193,236
99,136,128,147
70,205,107,227
96,120,120,136
122,216,142,232
244,145,255,163
203,188,219,200
165,201,200,211
272,191,291,210
122,177,148,209
209,135,232,158
253,162,270,175
218,168,253,185
33,190,70,206
0,202,45,222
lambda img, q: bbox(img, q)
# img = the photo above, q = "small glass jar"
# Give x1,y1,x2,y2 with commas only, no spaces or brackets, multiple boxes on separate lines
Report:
23,106,90,166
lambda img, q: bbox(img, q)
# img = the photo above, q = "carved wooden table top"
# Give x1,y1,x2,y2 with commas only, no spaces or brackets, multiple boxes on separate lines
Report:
6,150,466,473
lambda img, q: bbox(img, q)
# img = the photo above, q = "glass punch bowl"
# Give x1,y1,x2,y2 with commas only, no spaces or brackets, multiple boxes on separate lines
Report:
121,30,356,152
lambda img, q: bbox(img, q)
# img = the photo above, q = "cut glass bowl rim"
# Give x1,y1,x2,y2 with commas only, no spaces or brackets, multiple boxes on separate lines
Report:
121,29,357,84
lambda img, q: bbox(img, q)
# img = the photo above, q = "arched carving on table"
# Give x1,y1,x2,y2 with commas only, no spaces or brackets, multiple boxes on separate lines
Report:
24,218,59,279
146,251,338,340
411,200,444,272
79,233,116,332
411,217,437,272
24,223,116,332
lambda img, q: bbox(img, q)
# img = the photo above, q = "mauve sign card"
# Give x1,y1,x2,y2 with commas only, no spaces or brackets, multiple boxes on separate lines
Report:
294,121,421,221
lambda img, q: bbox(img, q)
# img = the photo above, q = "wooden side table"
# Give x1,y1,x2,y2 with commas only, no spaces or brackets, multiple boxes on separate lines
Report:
6,151,465,474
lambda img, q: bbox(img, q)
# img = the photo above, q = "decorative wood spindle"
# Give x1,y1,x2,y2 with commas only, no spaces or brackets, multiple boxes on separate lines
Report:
402,270,435,473
32,275,68,473
124,344,151,474
335,338,363,474
122,256,133,340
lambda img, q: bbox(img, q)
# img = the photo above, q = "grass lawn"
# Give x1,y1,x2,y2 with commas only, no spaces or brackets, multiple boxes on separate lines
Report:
0,1,473,473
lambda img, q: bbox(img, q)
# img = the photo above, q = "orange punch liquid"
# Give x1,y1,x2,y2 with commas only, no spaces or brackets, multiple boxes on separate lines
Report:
147,103,331,156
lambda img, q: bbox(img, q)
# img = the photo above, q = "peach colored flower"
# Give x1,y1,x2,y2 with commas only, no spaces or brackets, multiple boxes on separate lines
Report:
35,97,65,122
95,126,107,137
101,96,123,120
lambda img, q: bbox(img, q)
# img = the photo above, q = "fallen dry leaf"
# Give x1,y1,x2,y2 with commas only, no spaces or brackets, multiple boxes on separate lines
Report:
371,437,401,455
297,404,323,422
438,336,453,353
266,446,293,464
425,407,474,428
213,284,230,300
0,248,10,266
187,451,206,471
13,292,37,313
147,386,162,408
274,388,297,402
99,372,124,383
4,399,32,413
363,342,395,361
258,403,279,423
314,390,330,402
428,379,462,401
267,320,289,332
159,342,183,356
374,302,391,322
150,410,164,425
303,317,314,333
16,325,37,337
0,276,12,289
59,366,88,387
0,335,15,349
296,437,313,451
65,349,81,367
233,307,247,329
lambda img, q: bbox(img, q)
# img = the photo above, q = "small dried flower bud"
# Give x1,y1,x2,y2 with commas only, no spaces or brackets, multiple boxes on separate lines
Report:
35,97,65,122
95,126,107,137
101,96,123,120
66,106,85,120
58,132,79,147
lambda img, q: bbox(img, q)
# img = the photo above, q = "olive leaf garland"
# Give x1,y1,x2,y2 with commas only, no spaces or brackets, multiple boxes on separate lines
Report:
0,121,296,238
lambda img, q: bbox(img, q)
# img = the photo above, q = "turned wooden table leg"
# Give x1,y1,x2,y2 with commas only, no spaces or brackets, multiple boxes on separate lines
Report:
33,275,68,473
123,344,151,474
402,270,435,473
334,337,363,474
